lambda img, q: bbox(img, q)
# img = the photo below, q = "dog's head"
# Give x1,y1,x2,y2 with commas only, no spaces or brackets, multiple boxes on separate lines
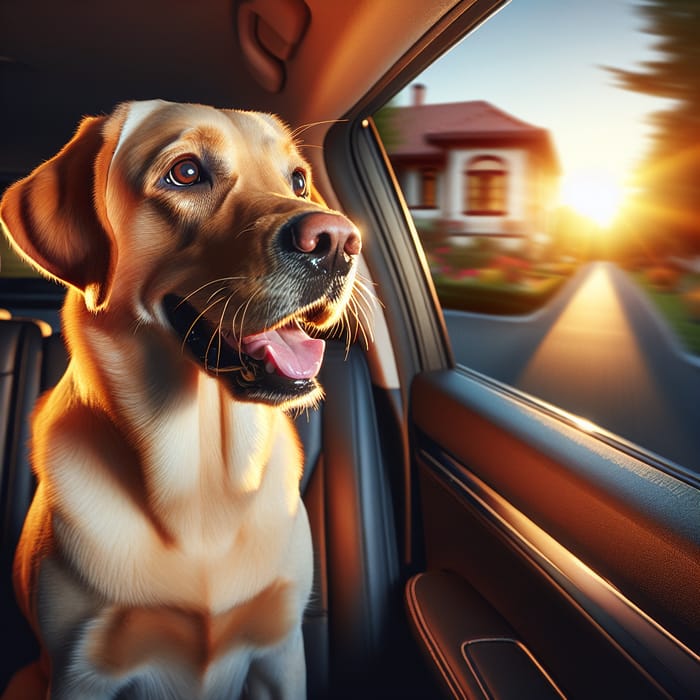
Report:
0,100,364,409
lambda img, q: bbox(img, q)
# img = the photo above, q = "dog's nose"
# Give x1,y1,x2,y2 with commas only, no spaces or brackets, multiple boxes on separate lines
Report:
285,212,361,273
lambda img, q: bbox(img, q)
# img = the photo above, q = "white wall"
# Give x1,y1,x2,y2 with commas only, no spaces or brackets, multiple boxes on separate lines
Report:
398,170,418,207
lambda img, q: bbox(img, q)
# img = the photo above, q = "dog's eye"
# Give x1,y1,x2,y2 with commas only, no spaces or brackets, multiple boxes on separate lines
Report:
291,168,308,198
166,158,203,187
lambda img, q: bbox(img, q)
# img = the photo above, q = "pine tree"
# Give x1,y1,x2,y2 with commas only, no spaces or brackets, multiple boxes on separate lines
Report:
606,0,700,255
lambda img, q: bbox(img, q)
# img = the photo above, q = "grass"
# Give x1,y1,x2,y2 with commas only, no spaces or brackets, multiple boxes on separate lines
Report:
632,271,700,356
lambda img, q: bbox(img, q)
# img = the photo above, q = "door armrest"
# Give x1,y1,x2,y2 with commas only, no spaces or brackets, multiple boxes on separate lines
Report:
405,571,564,699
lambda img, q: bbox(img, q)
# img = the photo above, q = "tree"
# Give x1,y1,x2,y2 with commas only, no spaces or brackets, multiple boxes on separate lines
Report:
606,0,700,255
372,100,402,152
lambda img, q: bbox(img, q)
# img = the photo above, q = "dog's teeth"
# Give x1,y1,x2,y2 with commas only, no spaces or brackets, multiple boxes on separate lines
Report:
265,362,275,374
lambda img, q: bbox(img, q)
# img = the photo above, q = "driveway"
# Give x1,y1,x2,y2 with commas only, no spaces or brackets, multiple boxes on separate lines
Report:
444,261,700,475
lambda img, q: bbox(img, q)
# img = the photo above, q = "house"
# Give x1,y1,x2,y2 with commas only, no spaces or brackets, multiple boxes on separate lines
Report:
385,84,560,252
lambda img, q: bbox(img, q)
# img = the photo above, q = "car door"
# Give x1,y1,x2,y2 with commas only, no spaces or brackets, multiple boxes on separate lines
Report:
322,0,700,696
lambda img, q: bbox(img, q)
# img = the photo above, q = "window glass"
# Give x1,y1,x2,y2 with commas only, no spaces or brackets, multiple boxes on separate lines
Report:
465,157,507,215
376,0,700,475
0,180,39,278
421,168,437,209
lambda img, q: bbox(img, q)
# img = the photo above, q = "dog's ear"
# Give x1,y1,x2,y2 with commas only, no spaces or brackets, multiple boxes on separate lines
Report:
0,115,117,312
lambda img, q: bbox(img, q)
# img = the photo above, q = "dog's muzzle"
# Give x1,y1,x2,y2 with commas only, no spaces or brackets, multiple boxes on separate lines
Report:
164,210,361,407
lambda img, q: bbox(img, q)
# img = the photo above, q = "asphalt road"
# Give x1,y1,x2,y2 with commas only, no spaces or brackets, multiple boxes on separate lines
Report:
444,261,700,475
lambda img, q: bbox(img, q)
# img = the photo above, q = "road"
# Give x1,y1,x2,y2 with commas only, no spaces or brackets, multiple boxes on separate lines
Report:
444,261,700,474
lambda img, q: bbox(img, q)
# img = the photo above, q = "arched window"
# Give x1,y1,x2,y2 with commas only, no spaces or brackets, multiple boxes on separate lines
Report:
464,156,507,215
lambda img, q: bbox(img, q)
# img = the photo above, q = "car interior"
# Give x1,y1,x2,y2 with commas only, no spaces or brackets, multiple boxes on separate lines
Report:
1,0,699,698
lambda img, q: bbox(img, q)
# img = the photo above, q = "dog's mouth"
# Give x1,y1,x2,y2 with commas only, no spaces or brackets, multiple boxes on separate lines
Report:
163,294,326,407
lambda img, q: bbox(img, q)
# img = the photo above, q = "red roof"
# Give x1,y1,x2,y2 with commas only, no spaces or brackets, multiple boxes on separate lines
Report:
385,100,560,172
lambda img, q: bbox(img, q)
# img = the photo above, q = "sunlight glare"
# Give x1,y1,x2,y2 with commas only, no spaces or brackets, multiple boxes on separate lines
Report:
560,169,628,228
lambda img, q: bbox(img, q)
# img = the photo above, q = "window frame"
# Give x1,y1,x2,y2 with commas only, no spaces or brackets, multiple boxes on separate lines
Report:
464,155,507,216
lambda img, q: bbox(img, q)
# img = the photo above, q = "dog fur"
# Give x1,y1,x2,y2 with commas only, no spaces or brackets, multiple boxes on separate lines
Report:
0,100,362,699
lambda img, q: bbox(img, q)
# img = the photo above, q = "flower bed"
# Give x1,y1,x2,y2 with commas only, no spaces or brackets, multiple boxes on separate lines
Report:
424,240,573,315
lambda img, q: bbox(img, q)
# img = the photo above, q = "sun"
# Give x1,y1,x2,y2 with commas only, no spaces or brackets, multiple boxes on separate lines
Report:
559,169,628,228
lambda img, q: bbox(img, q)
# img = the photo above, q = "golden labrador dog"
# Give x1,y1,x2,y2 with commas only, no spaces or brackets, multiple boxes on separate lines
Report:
0,100,362,699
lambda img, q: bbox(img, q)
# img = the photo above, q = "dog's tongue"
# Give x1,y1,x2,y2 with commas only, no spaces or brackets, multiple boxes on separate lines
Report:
241,326,325,379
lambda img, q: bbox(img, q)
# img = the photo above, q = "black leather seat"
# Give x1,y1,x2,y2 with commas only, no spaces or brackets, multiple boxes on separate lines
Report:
0,318,404,698
0,320,49,691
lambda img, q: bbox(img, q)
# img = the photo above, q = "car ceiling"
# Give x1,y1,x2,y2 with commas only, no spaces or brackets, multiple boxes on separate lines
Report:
0,0,462,177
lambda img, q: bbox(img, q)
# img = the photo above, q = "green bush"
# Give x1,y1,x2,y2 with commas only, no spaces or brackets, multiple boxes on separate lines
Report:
645,266,681,292
632,272,700,355
434,276,563,315
683,286,700,322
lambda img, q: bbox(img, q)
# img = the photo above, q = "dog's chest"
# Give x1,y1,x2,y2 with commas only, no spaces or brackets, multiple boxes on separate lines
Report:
46,386,308,612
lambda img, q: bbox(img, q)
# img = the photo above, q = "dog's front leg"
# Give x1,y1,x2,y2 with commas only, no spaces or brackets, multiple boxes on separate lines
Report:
48,665,120,700
244,626,307,700
46,618,131,700
32,559,122,700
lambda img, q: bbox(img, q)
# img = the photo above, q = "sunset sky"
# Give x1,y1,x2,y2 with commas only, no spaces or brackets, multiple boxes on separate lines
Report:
395,0,672,225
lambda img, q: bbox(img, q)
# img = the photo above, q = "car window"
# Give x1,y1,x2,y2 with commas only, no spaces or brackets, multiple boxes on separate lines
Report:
0,241,36,278
0,182,38,278
376,0,700,477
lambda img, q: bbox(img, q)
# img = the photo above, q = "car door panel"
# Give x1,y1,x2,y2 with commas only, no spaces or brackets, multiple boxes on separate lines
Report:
409,368,700,698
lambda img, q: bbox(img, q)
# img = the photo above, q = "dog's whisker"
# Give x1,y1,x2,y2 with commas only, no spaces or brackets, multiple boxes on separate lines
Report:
230,298,245,335
230,305,254,378
205,286,229,306
177,277,249,308
231,294,252,345
354,275,382,309
339,312,353,360
350,277,380,345
182,296,226,361
230,286,261,338
353,294,375,345
229,302,248,367
194,304,227,368
345,292,373,351
235,290,263,376
213,293,235,373
261,297,274,338
346,303,367,351
290,118,347,141
234,222,259,241
203,295,233,373
130,317,147,337
206,364,244,374
322,304,353,358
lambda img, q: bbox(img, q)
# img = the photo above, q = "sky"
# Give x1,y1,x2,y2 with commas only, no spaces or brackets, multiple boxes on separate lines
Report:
395,0,671,224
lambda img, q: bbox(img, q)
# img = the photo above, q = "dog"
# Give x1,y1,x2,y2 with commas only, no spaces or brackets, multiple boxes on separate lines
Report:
0,99,362,699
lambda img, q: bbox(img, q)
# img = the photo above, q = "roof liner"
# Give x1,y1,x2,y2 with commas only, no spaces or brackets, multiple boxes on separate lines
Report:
0,0,462,175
